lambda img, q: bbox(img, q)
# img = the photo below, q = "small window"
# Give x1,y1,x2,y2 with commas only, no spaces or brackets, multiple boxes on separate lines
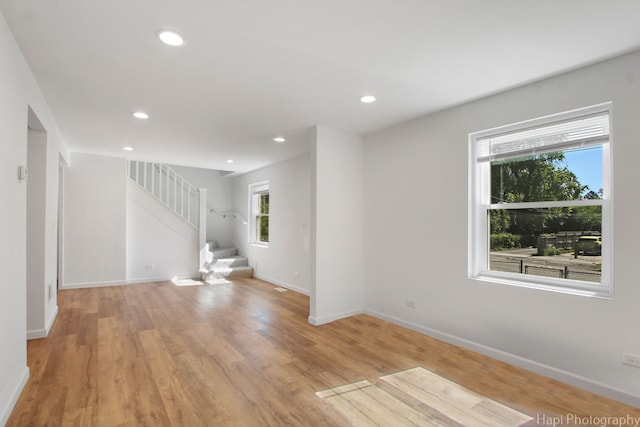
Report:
469,103,612,298
249,181,269,246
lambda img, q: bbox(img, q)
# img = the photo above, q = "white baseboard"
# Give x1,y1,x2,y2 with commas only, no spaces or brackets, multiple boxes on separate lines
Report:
308,308,363,326
60,276,195,289
127,277,174,285
46,305,58,333
127,273,200,285
364,308,640,408
60,280,127,289
253,274,310,296
26,328,46,340
26,306,59,340
0,366,29,426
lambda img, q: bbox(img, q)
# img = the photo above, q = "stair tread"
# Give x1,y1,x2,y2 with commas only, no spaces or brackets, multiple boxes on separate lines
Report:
212,255,248,268
213,265,252,271
211,247,239,257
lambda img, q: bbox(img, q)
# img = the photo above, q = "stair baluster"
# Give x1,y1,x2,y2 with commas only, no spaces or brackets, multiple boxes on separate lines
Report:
127,161,200,228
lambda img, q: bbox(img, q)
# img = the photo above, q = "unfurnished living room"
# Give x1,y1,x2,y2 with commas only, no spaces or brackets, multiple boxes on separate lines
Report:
2,1,640,426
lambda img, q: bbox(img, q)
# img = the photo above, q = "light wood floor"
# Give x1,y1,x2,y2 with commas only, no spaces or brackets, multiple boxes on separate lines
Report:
8,278,640,426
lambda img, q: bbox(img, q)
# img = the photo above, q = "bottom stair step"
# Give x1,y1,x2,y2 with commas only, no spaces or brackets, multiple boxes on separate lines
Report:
212,266,253,279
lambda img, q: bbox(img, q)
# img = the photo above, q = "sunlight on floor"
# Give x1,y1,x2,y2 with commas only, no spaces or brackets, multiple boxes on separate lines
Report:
172,278,204,287
317,367,532,427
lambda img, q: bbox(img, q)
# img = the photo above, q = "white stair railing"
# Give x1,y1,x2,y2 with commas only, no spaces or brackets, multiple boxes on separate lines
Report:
127,161,200,228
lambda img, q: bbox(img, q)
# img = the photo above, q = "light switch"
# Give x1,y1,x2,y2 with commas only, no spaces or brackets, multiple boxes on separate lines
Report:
18,165,28,182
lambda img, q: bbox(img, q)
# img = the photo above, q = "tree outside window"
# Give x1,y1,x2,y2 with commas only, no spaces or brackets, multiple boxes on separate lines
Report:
249,182,269,246
256,191,269,243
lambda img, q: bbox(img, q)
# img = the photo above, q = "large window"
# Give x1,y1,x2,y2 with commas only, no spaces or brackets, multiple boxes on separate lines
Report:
468,103,612,297
249,181,269,246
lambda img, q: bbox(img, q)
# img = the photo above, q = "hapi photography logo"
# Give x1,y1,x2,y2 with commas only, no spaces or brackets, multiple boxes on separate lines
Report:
537,413,640,427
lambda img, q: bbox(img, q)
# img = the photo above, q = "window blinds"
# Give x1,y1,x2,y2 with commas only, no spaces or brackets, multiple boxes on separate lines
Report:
477,112,609,162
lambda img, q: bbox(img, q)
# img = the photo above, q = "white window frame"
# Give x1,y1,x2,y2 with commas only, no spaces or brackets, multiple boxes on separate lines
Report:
249,181,269,247
468,103,613,298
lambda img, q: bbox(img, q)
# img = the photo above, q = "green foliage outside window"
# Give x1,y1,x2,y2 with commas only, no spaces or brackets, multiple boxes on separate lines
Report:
257,193,269,243
490,152,602,250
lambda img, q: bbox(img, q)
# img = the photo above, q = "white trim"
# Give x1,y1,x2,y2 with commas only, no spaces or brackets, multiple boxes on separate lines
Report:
0,366,29,426
27,328,47,340
57,158,66,290
490,199,602,210
308,308,363,326
364,308,640,408
62,276,202,289
127,276,193,285
28,304,59,340
474,273,611,299
198,188,208,271
47,304,58,330
60,280,127,289
254,273,310,296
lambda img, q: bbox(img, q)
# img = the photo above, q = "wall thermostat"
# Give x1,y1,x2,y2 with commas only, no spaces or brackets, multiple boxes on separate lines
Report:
18,165,28,182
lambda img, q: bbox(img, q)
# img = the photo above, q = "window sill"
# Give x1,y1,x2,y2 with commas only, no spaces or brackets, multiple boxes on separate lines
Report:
250,242,269,249
470,271,612,300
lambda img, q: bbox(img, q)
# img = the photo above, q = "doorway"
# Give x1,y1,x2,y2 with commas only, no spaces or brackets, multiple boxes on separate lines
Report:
26,107,51,339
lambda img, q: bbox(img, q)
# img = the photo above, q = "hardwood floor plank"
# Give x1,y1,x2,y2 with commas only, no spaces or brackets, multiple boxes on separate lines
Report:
7,278,640,426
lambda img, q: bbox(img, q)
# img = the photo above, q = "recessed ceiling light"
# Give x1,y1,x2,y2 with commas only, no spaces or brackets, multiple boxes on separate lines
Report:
273,137,286,143
226,159,235,163
123,146,134,151
158,31,184,47
360,95,376,103
132,111,149,119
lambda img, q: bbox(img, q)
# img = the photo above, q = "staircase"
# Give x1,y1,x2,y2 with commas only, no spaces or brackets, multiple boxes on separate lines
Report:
201,241,253,280
128,160,253,281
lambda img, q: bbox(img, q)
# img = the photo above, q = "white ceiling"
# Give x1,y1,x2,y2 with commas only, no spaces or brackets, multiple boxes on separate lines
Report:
2,0,640,174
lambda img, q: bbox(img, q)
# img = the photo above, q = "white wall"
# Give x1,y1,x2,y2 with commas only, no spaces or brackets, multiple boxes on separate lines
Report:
231,154,311,295
126,181,199,282
309,126,365,324
62,153,127,288
0,9,67,424
170,165,233,248
364,50,640,405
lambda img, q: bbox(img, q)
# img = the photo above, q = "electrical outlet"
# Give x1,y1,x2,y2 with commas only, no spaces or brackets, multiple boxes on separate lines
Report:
406,299,416,309
293,271,300,277
622,353,640,368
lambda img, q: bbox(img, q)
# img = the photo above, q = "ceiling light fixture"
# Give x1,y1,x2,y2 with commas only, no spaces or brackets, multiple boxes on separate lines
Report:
273,137,286,143
158,31,184,47
226,159,235,163
132,111,149,119
123,146,134,151
360,95,376,103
